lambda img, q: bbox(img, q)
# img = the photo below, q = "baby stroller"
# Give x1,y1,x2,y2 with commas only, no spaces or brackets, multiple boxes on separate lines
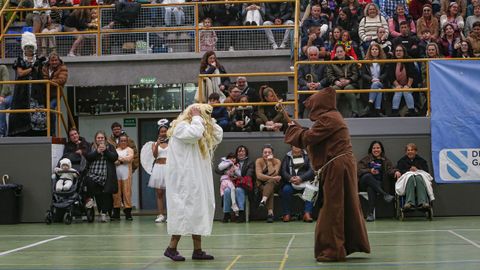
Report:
45,153,95,225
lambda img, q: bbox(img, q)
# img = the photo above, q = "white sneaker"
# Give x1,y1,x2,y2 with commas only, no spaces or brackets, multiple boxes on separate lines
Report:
67,52,76,57
85,198,94,209
100,213,107,223
231,203,240,212
155,214,166,223
259,124,266,131
279,43,287,49
272,43,278,50
228,46,235,51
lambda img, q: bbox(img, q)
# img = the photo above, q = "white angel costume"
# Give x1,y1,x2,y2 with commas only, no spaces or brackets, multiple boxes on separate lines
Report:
165,115,223,236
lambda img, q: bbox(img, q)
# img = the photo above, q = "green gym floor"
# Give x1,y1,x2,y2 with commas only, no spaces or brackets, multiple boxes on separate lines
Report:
1,216,480,270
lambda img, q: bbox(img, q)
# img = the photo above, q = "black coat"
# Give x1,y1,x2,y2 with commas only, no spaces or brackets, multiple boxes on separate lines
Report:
264,3,293,22
85,143,118,194
64,136,90,157
280,151,315,186
298,63,329,90
397,155,429,174
361,63,389,89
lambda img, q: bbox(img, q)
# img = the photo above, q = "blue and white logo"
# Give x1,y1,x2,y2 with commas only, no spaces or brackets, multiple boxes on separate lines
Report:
439,149,480,181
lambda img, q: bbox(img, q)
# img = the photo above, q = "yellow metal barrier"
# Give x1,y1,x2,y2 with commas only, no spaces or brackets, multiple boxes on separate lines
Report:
0,79,76,137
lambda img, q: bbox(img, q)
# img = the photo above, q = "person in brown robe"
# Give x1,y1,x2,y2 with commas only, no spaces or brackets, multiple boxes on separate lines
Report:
284,87,370,262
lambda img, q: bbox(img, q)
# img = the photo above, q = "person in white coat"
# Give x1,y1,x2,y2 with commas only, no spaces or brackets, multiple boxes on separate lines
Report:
164,103,223,262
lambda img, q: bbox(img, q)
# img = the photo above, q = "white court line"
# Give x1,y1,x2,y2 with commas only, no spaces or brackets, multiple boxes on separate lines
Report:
3,228,480,238
0,235,66,257
448,230,480,248
279,234,295,270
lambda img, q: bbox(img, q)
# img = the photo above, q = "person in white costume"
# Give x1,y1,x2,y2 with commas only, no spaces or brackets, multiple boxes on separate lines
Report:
163,103,223,262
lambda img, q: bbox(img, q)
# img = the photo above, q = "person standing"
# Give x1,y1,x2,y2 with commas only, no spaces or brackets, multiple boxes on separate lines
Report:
108,122,139,173
113,134,134,221
163,104,223,261
284,87,370,262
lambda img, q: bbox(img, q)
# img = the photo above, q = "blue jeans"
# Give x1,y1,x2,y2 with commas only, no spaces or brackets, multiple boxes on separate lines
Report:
281,184,313,215
0,95,12,136
369,81,383,109
392,91,414,109
223,187,245,213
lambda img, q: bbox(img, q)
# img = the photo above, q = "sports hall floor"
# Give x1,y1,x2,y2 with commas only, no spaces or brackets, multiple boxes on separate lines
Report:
1,216,480,270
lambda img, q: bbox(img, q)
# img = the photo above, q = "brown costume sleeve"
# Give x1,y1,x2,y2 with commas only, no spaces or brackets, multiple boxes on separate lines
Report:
284,118,336,149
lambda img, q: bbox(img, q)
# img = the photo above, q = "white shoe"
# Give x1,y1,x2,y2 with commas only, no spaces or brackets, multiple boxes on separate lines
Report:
231,203,240,212
100,213,107,223
228,46,235,51
155,214,166,223
67,52,76,57
85,198,94,209
279,43,286,49
259,124,266,131
272,43,278,50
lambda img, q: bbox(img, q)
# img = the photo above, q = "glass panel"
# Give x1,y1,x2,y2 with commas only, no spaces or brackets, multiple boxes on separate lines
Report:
129,83,182,113
183,83,197,109
74,86,127,115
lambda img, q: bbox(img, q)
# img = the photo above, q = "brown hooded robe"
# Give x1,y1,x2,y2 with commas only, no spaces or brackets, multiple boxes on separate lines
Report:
284,87,370,261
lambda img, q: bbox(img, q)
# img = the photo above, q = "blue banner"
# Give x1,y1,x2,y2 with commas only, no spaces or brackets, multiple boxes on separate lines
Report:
430,60,480,183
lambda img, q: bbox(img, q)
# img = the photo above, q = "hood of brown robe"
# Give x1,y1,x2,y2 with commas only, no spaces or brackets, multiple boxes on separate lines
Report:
284,87,352,171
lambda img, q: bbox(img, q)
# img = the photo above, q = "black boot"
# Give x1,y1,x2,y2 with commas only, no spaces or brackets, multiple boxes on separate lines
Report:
236,211,245,223
405,108,417,117
390,109,400,117
222,213,231,223
124,208,133,221
111,208,120,221
360,102,374,117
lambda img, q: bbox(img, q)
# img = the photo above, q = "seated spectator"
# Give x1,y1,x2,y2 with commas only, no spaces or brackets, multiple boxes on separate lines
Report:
438,23,461,57
327,44,360,118
331,30,359,60
235,77,259,103
418,29,436,57
208,93,229,131
0,64,12,137
217,153,243,222
198,51,230,102
263,2,294,49
301,22,328,60
298,46,329,118
40,5,62,57
230,95,255,132
361,43,388,117
33,0,50,37
392,21,421,58
50,0,73,26
280,146,315,223
334,7,360,44
421,42,441,88
242,3,265,26
409,0,431,20
467,21,480,56
341,0,363,20
395,143,434,210
380,0,409,20
416,4,440,40
358,3,389,53
223,85,242,116
163,0,185,27
64,0,93,57
456,39,475,57
440,0,467,18
234,145,255,222
212,2,241,51
325,26,342,53
302,4,329,38
357,141,396,222
388,4,416,38
465,4,480,36
199,17,217,52
255,144,282,223
372,27,394,57
440,2,465,37
389,44,416,117
255,86,288,131
467,0,479,17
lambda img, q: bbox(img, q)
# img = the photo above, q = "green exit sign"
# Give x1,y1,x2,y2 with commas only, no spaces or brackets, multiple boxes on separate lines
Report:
139,77,156,84
124,118,136,127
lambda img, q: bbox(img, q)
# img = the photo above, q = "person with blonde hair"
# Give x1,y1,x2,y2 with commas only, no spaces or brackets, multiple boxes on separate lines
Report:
164,103,223,261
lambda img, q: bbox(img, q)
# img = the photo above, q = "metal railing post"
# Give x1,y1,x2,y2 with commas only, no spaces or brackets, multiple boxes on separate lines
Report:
46,82,51,137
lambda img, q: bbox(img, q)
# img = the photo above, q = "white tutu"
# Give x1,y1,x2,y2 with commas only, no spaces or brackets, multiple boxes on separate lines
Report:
148,163,166,189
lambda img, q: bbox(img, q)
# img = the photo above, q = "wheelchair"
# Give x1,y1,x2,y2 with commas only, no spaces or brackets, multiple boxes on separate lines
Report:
395,193,433,221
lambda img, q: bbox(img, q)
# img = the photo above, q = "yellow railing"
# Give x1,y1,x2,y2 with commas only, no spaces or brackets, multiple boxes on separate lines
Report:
197,59,440,119
0,80,76,137
0,0,297,57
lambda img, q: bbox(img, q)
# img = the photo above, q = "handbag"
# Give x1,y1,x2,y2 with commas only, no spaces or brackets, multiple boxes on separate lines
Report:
234,176,253,192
